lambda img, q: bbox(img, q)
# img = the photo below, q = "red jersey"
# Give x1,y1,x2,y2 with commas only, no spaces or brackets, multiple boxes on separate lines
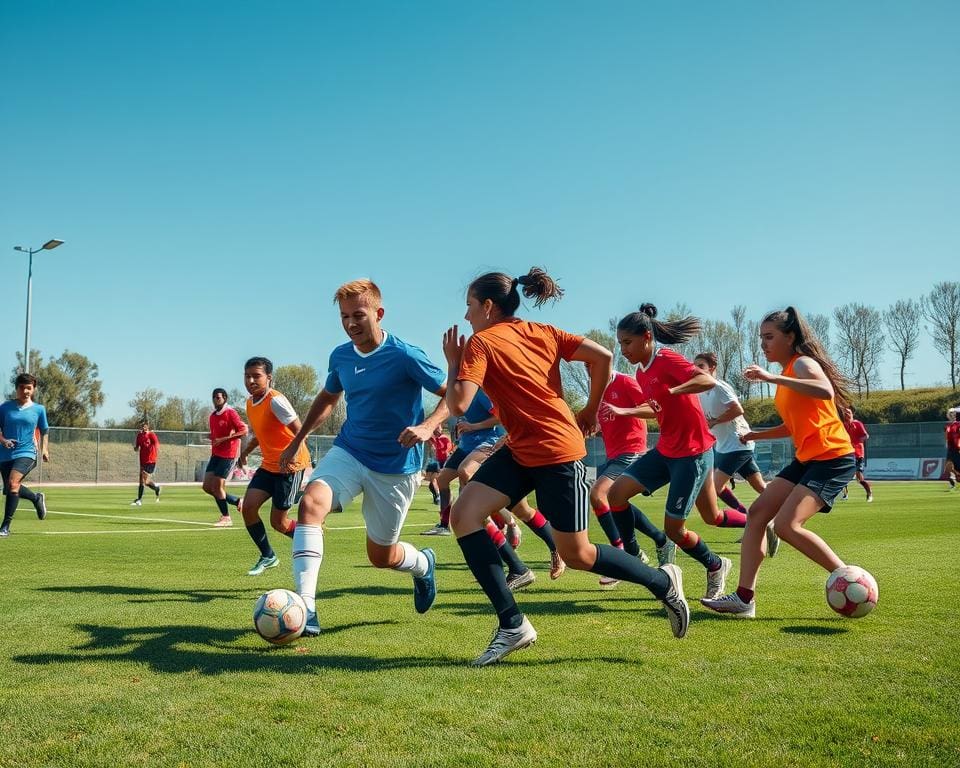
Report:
599,373,648,458
634,346,715,459
209,406,246,459
430,434,452,464
843,419,869,458
946,422,960,452
135,431,159,465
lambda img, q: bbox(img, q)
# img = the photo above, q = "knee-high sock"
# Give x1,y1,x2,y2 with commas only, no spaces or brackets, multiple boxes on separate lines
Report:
631,504,668,546
392,541,429,577
611,505,639,556
718,509,748,527
458,529,523,629
245,520,275,558
594,507,622,546
137,483,145,500
524,510,557,553
2,492,19,527
589,544,671,598
146,481,159,491
718,488,747,513
486,521,528,574
292,523,323,613
439,489,452,523
679,531,722,571
226,493,240,506
18,485,37,503
215,498,229,516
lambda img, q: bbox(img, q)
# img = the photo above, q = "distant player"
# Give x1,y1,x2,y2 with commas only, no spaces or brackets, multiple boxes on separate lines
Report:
424,427,452,504
840,406,872,502
945,407,960,490
238,357,312,576
0,373,49,537
280,279,447,637
131,422,161,505
203,388,248,526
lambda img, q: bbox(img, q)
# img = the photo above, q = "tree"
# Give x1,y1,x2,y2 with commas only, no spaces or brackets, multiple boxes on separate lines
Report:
807,313,831,353
922,281,960,390
605,318,633,374
183,398,208,432
273,364,320,420
128,388,165,426
833,304,884,397
729,306,749,398
885,298,921,391
664,302,700,361
10,349,105,427
156,396,186,431
746,320,766,400
701,320,739,380
560,328,619,407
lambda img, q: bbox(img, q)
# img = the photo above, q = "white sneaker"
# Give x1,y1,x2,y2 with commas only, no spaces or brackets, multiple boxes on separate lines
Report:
598,575,620,589
765,523,780,558
130,499,142,507
704,557,732,600
214,516,233,528
701,591,756,618
638,548,650,565
660,564,689,638
471,617,537,666
866,494,874,503
505,569,536,591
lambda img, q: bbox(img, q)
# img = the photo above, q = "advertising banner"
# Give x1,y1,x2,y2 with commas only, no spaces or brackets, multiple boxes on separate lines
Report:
865,458,920,480
920,458,947,480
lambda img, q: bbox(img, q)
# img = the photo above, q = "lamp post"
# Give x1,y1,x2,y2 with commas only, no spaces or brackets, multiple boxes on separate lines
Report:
13,239,64,373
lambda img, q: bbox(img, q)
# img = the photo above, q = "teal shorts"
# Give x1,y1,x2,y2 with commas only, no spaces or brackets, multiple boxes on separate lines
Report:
622,448,712,520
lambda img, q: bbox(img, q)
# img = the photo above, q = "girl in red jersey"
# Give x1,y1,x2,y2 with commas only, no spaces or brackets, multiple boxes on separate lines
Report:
606,305,738,604
840,405,872,502
443,270,689,666
702,307,857,618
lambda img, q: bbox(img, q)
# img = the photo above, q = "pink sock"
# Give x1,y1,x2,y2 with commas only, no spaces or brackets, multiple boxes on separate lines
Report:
527,510,547,530
485,521,507,548
719,509,748,527
719,488,747,513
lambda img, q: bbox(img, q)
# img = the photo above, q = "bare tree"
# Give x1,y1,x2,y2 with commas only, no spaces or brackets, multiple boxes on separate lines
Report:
746,320,764,400
921,282,960,390
729,306,748,398
884,299,921,390
701,320,739,381
807,313,831,353
833,304,885,396
606,317,634,374
560,328,619,407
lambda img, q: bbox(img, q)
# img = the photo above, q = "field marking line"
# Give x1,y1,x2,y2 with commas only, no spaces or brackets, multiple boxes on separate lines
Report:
46,510,216,526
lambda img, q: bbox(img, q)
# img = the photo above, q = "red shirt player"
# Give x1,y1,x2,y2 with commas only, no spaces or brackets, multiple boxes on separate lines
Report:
841,406,872,501
132,422,161,505
205,388,249,525
945,408,960,489
425,429,453,504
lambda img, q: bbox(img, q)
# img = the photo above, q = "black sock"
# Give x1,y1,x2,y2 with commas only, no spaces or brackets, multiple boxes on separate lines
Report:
245,521,275,558
612,508,640,556
215,498,229,516
590,544,670,599
439,488,451,511
147,482,159,494
18,485,37,504
632,504,667,547
595,510,622,545
3,492,18,527
525,518,558,553
681,537,722,571
137,483,145,500
458,530,523,629
226,494,240,506
497,539,529,575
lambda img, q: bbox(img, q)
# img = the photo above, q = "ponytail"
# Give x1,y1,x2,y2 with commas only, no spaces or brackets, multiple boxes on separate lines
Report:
617,303,701,345
469,267,564,316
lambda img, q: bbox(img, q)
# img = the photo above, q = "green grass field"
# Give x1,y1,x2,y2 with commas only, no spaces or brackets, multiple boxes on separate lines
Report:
1,482,957,768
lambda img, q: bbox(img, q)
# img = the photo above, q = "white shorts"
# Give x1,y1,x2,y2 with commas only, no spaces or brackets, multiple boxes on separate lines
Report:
307,445,420,546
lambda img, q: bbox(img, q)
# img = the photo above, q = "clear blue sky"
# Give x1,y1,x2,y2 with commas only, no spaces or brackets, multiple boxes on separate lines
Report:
2,2,958,422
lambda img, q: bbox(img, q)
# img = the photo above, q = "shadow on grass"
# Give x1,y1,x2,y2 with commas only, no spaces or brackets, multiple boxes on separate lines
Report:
37,585,251,604
780,624,848,636
10,620,473,675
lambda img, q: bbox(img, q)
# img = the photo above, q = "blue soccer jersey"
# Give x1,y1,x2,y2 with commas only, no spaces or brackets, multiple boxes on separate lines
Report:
325,333,445,474
0,400,49,462
457,389,504,453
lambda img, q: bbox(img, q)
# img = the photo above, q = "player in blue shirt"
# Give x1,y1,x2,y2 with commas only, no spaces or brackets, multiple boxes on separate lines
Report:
0,373,50,537
279,279,448,636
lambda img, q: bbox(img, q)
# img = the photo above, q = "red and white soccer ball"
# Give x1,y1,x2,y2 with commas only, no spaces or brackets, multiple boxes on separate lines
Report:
253,589,307,645
825,565,878,618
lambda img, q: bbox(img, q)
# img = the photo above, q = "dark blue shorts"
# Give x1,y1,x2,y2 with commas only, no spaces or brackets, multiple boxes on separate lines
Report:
854,456,866,474
1,457,38,491
247,467,305,511
776,454,856,511
425,461,440,473
715,449,761,479
946,450,960,468
597,452,643,481
205,456,236,479
622,448,712,520
443,447,470,470
140,463,156,474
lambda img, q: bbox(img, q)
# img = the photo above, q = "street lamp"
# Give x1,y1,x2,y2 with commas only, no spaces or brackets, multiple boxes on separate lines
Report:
13,239,64,373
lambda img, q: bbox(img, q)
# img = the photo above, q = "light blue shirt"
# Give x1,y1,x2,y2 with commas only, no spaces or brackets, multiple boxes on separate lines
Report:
0,400,49,462
325,333,445,474
457,389,504,453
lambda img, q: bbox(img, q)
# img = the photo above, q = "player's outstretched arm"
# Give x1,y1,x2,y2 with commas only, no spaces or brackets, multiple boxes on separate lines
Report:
279,389,341,469
570,338,612,435
399,387,449,448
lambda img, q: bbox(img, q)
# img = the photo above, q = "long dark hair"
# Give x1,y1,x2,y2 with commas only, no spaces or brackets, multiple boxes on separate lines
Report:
763,307,851,406
469,267,564,317
617,303,701,345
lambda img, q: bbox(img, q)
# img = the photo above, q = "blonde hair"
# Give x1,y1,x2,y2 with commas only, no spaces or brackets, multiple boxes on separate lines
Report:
333,279,382,307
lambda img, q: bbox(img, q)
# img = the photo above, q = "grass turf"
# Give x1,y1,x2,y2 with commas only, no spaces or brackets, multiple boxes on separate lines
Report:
0,482,957,767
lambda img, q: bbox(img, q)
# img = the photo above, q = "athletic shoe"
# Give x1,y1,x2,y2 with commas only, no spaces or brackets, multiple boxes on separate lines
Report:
659,564,689,639
866,494,874,503
700,591,756,618
412,547,437,613
839,493,848,501
247,554,279,576
637,548,650,565
0,525,9,538
656,538,676,567
549,550,566,580
507,523,522,549
598,575,620,589
214,516,233,528
35,492,47,520
765,523,780,558
302,611,321,637
471,617,538,667
505,569,536,591
704,556,733,600
421,524,450,536
130,499,142,507
155,486,162,502
236,497,243,514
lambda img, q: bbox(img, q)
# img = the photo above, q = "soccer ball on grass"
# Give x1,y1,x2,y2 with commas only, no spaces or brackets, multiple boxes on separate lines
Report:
825,565,878,618
253,589,307,644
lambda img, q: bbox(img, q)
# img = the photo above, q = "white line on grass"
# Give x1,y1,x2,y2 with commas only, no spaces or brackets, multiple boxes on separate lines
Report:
38,521,372,536
45,510,216,526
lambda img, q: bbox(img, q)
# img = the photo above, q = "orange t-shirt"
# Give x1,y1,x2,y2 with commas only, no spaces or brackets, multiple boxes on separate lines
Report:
458,319,585,467
774,357,853,463
245,389,311,473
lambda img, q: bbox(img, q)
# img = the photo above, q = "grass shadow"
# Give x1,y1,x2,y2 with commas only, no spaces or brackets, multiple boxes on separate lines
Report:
37,584,251,604
780,625,849,636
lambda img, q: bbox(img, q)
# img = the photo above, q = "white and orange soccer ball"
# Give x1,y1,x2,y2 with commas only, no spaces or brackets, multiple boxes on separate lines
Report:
253,589,307,645
825,565,879,618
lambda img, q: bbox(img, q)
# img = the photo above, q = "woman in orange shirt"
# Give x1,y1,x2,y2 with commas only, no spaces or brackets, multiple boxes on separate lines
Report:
701,307,856,618
443,268,688,666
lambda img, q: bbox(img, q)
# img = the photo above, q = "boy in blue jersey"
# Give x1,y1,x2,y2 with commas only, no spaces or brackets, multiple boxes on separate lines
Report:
279,279,449,635
0,374,50,537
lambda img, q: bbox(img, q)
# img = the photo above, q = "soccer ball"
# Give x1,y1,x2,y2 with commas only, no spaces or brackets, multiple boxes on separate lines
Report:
253,589,307,645
825,565,878,618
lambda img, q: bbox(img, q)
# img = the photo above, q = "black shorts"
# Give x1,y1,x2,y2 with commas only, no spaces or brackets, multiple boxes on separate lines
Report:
470,446,590,533
425,461,440,473
205,456,236,479
854,455,866,474
714,449,761,479
946,450,960,468
443,447,470,470
1,457,38,490
776,454,856,511
247,467,305,511
140,463,156,474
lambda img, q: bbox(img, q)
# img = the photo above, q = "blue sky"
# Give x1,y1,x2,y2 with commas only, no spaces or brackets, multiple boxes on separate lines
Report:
2,2,958,422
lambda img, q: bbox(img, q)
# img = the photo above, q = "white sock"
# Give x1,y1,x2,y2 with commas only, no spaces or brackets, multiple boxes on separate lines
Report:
292,524,323,614
393,541,429,578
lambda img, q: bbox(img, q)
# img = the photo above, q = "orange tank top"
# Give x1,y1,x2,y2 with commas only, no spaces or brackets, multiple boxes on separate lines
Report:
774,357,853,463
246,390,311,473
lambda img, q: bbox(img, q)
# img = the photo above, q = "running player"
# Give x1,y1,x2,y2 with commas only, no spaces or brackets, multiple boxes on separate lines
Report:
702,307,858,618
444,270,688,666
424,427,452,504
0,373,49,537
238,357,312,576
840,405,872,502
203,387,248,526
131,422,161,505
606,306,738,606
280,279,447,637
945,407,960,490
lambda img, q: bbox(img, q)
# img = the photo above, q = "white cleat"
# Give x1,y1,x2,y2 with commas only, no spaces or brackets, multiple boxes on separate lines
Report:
704,557,733,600
701,591,756,618
471,617,538,666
